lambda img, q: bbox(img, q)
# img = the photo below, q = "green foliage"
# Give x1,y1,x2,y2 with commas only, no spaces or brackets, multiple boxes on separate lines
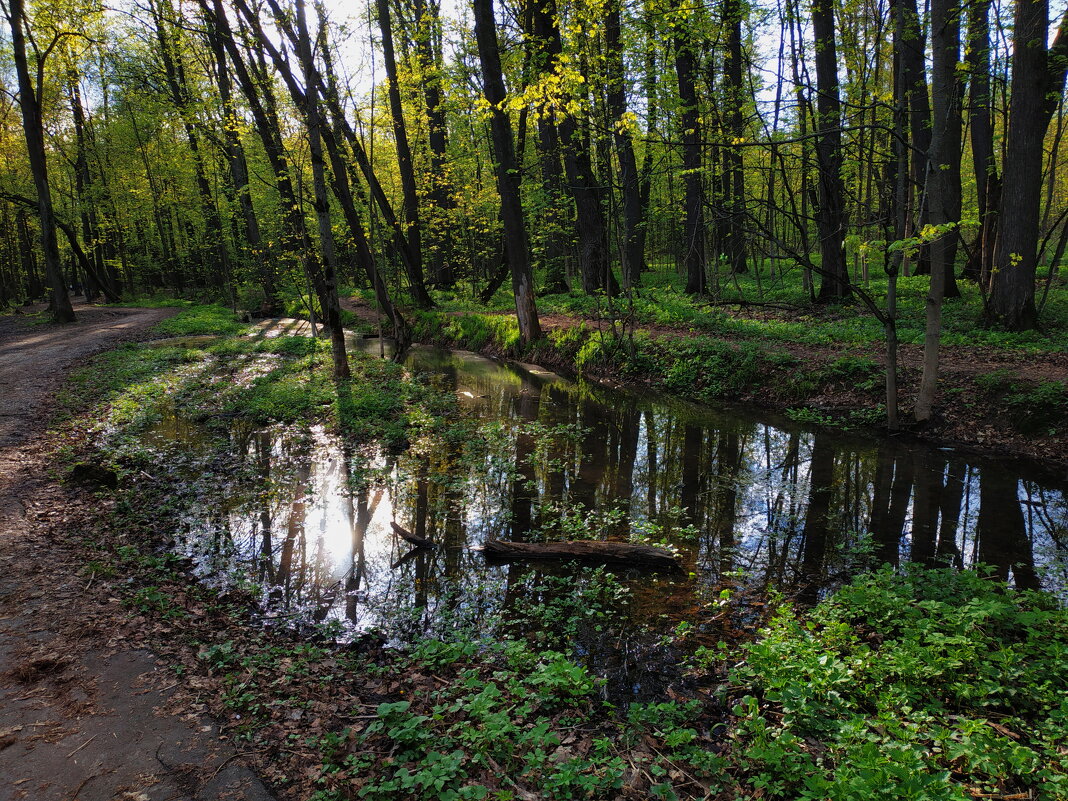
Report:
53,342,192,425
1004,380,1068,434
327,641,623,801
973,369,1067,434
822,354,881,389
152,304,249,336
974,368,1017,394
724,566,1068,799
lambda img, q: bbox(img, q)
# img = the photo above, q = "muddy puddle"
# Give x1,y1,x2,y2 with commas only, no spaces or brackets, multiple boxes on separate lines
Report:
151,339,1068,698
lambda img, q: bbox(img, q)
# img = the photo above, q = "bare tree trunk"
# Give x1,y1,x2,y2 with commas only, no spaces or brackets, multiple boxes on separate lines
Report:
989,4,1068,329
963,0,998,284
604,0,644,289
812,0,849,302
472,0,540,342
724,0,748,275
317,18,410,352
670,0,705,295
150,0,232,296
375,0,432,307
294,0,349,379
204,10,275,309
897,0,933,277
6,0,75,321
916,0,962,421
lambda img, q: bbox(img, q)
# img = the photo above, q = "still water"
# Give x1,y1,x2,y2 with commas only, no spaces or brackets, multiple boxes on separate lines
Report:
161,340,1067,692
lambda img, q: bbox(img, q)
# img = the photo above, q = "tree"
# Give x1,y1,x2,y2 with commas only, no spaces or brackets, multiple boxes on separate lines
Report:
292,0,350,378
915,0,962,421
4,0,75,321
989,3,1068,330
811,0,850,301
374,0,432,307
670,0,705,295
471,0,540,342
604,0,644,288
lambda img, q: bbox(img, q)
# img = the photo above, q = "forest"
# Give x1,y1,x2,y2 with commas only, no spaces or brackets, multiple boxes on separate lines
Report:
0,0,1067,797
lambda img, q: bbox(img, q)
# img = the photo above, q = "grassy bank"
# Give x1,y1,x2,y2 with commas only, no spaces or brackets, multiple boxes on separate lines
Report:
387,297,1067,466
431,268,1068,353
45,303,1068,799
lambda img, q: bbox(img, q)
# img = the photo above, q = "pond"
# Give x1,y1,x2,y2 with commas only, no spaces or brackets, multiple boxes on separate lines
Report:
158,338,1068,698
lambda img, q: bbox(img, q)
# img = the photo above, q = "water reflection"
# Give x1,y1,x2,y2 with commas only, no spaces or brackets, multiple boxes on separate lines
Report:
172,344,1067,664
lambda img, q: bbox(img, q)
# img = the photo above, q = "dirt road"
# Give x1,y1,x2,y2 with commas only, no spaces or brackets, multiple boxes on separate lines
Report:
0,304,273,801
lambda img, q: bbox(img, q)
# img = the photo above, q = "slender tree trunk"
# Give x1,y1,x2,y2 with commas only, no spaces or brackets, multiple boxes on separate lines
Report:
7,0,75,321
317,19,411,352
150,0,231,294
670,0,705,295
531,0,615,295
472,0,540,342
67,76,121,302
400,0,456,288
812,0,850,301
963,0,998,284
897,0,933,277
927,0,962,299
294,0,349,379
205,12,275,308
724,0,748,275
916,0,962,421
205,0,325,305
375,0,432,307
604,0,644,289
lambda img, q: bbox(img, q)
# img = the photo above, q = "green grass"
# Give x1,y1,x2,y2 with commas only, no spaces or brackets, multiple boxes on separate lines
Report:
407,265,1068,354
151,303,251,337
60,304,456,460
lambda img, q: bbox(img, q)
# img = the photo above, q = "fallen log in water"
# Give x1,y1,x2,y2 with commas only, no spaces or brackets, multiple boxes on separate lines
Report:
482,540,681,570
391,521,433,548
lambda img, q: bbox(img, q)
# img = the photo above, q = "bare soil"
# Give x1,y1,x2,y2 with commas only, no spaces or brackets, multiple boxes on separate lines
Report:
0,302,273,800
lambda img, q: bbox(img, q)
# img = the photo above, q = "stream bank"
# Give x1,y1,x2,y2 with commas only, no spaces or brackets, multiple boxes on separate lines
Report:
341,298,1068,473
44,304,1068,799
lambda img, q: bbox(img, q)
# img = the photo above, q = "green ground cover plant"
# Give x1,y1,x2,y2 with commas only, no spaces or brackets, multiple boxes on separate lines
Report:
413,268,1068,354
54,301,1068,799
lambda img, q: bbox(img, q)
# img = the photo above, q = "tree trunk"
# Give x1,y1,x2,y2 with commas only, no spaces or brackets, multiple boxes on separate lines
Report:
317,26,411,352
723,0,748,275
472,0,541,343
205,11,275,308
671,0,706,295
530,0,615,295
294,0,349,379
399,0,456,288
927,0,962,299
812,0,850,301
375,0,433,308
604,0,644,289
963,0,998,284
897,0,933,277
989,3,1068,329
150,0,232,296
916,0,962,421
7,0,75,322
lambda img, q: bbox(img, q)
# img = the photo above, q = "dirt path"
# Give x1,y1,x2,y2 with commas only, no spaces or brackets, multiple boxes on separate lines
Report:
0,303,273,800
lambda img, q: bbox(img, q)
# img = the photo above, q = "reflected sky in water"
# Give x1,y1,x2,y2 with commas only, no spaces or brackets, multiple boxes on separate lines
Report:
168,343,1068,686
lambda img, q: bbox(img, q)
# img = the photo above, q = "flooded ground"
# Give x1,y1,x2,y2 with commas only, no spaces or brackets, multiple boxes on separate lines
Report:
152,339,1068,697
